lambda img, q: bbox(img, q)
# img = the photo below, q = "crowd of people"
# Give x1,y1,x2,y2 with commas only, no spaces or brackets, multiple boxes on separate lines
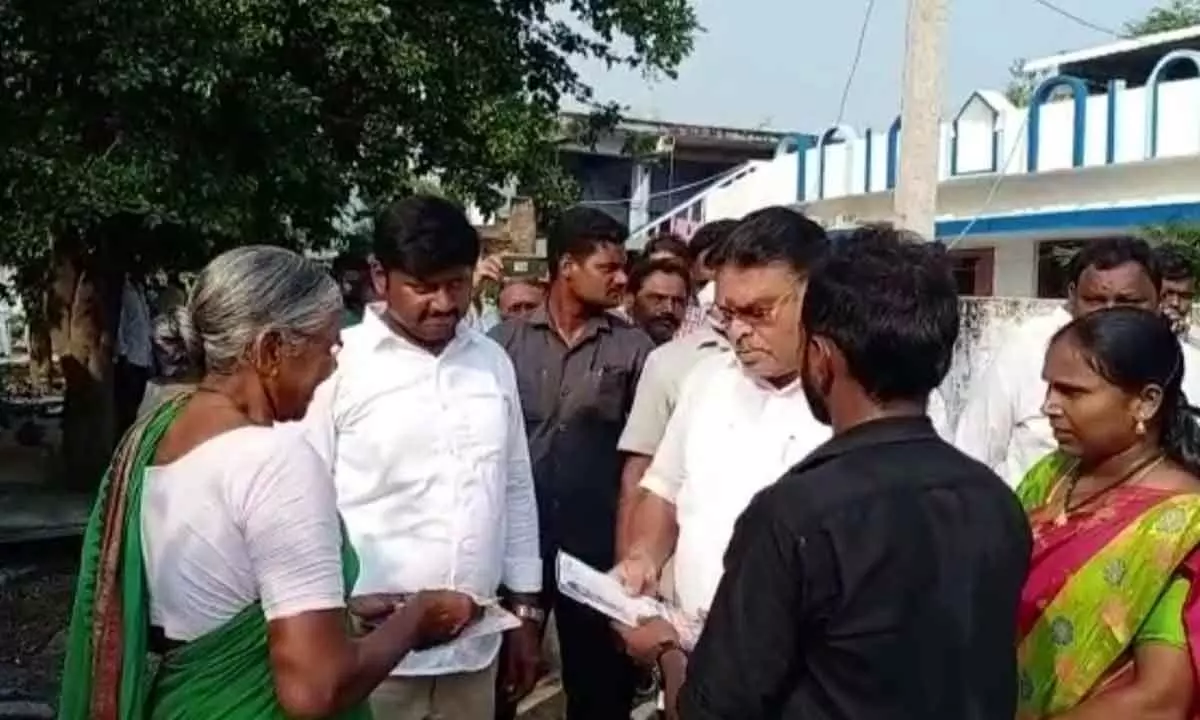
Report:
52,193,1200,720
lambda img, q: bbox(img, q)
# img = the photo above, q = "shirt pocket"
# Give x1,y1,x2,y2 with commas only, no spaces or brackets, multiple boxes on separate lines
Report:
585,365,630,423
450,390,509,464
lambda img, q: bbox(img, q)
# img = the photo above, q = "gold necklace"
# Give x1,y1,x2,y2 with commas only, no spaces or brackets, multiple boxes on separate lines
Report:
1054,453,1166,527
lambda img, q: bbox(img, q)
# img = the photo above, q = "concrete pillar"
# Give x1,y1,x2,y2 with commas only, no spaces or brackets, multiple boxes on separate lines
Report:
893,0,948,241
628,161,653,232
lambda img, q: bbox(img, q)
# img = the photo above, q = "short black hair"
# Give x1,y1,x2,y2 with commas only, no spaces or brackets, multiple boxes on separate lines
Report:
687,219,739,265
691,220,734,265
628,258,692,297
1155,243,1195,282
546,206,628,278
803,224,959,403
372,194,480,277
708,207,828,274
1067,236,1162,289
643,232,689,261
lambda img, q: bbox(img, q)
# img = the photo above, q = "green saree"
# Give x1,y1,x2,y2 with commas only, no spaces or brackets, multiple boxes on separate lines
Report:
1015,452,1200,718
57,394,370,720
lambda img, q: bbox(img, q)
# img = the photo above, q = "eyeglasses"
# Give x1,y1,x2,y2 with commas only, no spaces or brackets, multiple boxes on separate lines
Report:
707,290,798,332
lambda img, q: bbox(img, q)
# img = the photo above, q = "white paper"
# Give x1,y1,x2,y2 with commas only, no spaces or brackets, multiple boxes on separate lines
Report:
556,551,663,627
457,603,522,641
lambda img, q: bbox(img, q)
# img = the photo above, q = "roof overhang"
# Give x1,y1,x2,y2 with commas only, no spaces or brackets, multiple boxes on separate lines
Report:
1023,24,1200,84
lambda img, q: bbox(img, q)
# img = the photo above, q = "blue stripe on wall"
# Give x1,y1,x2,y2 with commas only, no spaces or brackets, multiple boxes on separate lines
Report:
935,201,1200,238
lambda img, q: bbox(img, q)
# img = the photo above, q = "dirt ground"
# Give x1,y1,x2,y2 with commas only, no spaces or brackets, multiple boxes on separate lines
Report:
0,538,79,705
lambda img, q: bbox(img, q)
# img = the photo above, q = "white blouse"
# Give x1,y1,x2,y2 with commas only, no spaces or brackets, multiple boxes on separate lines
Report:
141,425,346,641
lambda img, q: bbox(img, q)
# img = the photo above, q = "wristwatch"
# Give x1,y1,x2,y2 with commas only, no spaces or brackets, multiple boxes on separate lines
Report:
509,603,546,625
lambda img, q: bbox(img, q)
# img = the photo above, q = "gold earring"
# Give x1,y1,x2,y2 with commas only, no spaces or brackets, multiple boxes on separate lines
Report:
1135,418,1147,436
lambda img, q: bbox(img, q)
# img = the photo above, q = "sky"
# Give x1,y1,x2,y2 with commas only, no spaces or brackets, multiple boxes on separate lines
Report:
572,0,1166,132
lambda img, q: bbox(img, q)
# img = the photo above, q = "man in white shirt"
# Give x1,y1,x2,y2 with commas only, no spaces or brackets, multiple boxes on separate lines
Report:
612,207,833,638
956,236,1200,486
1155,243,1197,342
614,326,729,557
676,220,739,338
304,195,542,720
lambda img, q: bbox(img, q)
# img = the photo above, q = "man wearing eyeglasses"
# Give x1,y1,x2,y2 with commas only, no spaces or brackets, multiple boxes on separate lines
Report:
609,207,832,710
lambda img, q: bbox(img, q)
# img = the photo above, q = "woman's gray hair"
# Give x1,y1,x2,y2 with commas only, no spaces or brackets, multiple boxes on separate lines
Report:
155,246,343,376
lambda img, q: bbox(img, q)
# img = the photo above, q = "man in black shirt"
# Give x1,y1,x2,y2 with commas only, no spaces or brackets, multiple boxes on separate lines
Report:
676,225,1032,720
490,207,654,720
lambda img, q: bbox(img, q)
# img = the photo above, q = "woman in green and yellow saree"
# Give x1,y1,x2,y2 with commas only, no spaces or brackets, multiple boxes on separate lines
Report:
1016,307,1200,719
58,247,477,720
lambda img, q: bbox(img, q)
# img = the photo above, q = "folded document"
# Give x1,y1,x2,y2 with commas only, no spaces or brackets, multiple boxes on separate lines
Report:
555,551,704,650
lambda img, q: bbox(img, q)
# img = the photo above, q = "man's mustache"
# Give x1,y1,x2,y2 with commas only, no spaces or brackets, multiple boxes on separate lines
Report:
423,310,461,321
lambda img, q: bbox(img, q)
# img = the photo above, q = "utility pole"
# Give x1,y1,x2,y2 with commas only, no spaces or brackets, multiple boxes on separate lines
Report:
893,0,948,242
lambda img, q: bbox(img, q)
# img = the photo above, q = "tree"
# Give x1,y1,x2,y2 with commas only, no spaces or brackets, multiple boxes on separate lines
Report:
1143,222,1200,274
1125,0,1200,35
1004,59,1046,107
0,0,698,487
1004,0,1200,106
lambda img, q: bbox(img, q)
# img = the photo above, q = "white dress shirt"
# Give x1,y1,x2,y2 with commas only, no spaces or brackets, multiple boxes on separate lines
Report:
955,306,1200,486
639,353,831,617
304,307,541,676
617,327,729,457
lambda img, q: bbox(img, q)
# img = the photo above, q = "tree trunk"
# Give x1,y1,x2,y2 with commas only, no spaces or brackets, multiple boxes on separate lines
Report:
48,230,121,491
23,289,55,395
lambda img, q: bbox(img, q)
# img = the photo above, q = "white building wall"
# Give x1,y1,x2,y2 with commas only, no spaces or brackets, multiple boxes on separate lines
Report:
647,60,1200,298
992,240,1038,297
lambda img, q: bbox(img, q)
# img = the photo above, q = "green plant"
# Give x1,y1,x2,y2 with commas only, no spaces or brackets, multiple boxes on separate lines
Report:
1143,222,1200,275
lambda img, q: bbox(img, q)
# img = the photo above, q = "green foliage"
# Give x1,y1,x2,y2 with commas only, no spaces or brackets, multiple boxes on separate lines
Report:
1143,222,1200,275
1046,225,1200,277
0,0,699,278
1004,0,1200,107
1125,0,1200,36
1004,59,1044,108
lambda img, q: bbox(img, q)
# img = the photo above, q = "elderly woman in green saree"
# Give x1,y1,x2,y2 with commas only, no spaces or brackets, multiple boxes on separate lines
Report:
1016,306,1200,719
58,246,478,720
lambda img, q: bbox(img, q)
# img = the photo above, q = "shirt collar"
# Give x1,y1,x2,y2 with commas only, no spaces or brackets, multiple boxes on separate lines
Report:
717,351,802,397
794,415,938,471
528,304,614,344
358,302,474,353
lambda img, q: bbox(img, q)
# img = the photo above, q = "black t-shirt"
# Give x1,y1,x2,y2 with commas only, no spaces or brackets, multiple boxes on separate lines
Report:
679,416,1032,720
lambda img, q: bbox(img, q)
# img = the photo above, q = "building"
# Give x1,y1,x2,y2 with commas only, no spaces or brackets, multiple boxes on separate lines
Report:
635,26,1200,298
558,112,804,236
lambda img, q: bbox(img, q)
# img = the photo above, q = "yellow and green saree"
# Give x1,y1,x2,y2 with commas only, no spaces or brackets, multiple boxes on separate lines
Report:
1015,452,1200,719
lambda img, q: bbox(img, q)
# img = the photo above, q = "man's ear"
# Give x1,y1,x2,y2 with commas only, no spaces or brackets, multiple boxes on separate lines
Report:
369,255,388,297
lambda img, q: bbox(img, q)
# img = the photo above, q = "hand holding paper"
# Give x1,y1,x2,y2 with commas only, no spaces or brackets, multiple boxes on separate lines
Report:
556,551,663,627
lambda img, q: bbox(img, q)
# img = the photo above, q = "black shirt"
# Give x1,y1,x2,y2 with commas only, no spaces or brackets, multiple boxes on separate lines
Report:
490,307,654,569
679,416,1032,720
